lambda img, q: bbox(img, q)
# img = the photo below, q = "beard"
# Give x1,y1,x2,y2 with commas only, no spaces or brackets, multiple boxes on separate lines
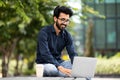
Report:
56,20,66,31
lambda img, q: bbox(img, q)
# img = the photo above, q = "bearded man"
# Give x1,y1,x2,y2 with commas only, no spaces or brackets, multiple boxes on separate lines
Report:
36,5,78,77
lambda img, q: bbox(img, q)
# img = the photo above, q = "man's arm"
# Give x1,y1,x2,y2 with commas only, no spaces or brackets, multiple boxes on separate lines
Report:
65,33,78,64
36,29,60,67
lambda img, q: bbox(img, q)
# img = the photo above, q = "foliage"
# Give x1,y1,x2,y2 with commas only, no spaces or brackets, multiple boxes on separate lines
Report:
111,52,120,59
0,0,68,77
81,0,105,20
0,0,65,41
0,0,68,53
96,53,120,75
22,68,35,76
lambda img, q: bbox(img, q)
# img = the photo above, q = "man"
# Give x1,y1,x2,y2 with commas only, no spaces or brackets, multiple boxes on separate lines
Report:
36,5,78,77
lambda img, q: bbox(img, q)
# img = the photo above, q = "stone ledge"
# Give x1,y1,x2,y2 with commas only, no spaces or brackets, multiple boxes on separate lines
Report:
0,77,86,80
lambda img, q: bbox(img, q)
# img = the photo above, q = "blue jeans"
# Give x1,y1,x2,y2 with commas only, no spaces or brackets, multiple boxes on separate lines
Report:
43,60,72,77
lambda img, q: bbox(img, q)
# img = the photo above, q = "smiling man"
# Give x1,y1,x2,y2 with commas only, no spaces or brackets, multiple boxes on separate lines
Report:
36,6,78,77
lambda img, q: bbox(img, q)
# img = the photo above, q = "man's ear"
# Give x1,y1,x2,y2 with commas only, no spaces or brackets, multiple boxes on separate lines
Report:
54,16,57,22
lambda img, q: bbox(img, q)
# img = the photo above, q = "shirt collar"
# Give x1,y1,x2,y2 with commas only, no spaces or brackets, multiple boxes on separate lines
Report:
51,25,65,37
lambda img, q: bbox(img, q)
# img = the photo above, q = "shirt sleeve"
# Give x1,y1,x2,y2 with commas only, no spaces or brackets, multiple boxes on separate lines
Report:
65,33,78,64
36,29,60,67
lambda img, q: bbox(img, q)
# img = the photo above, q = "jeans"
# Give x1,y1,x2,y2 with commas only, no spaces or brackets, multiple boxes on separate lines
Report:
43,61,91,80
43,60,72,77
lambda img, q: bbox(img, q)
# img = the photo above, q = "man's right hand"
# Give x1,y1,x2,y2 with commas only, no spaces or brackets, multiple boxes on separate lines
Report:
57,66,71,77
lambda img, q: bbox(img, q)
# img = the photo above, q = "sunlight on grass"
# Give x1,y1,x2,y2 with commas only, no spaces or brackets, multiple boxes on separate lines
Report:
96,53,120,75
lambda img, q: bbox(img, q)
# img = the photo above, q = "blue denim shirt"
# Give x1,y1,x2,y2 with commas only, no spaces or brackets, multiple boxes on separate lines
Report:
36,25,78,67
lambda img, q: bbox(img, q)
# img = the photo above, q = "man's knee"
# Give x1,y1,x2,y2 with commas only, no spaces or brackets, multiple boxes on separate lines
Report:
44,64,58,77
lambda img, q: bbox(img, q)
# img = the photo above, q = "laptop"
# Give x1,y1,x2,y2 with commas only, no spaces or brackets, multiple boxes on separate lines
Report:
71,56,97,78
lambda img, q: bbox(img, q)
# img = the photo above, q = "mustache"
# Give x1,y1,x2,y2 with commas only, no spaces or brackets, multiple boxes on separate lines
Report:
61,24,67,26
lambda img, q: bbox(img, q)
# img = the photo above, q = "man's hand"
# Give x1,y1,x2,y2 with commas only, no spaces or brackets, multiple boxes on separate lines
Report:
58,66,71,76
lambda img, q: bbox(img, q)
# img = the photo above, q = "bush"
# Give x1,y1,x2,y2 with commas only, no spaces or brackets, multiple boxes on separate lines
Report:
96,53,120,76
22,68,36,76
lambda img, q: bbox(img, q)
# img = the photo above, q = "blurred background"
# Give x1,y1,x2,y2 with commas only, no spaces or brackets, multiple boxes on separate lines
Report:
0,0,120,78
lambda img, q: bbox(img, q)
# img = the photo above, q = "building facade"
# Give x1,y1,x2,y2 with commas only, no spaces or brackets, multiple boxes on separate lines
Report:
78,0,120,55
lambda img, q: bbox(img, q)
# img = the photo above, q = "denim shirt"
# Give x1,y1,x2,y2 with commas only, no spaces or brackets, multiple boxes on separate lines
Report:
36,25,78,67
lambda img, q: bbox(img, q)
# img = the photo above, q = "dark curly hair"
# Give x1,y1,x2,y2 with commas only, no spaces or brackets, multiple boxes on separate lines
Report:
53,6,73,18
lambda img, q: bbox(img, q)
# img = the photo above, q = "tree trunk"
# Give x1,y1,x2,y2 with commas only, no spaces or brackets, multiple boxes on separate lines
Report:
2,53,8,77
0,38,18,77
84,18,94,57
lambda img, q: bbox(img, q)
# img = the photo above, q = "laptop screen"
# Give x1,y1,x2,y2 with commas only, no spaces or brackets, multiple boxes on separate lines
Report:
71,57,97,78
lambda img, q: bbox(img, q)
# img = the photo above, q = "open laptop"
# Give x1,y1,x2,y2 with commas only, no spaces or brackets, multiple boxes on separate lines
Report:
71,56,97,78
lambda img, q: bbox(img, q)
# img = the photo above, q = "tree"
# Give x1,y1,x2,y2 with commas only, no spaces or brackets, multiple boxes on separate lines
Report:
0,0,67,77
81,0,105,57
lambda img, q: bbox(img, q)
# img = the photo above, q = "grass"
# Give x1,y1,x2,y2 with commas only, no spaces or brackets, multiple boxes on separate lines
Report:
95,54,120,76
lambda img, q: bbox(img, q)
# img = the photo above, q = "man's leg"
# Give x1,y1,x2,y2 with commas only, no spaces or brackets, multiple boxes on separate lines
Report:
43,64,58,77
43,61,72,77
86,77,91,80
58,60,72,77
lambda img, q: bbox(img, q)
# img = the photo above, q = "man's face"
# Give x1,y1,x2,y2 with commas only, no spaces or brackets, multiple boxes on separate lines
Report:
54,12,70,31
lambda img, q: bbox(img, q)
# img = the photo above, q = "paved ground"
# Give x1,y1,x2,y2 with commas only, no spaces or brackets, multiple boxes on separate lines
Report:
93,77,120,80
0,77,120,80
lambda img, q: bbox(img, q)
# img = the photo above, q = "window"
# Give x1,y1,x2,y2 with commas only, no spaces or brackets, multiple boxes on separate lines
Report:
117,19,120,48
106,19,116,49
117,3,120,17
95,20,105,49
96,4,105,15
105,0,115,3
106,4,116,17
